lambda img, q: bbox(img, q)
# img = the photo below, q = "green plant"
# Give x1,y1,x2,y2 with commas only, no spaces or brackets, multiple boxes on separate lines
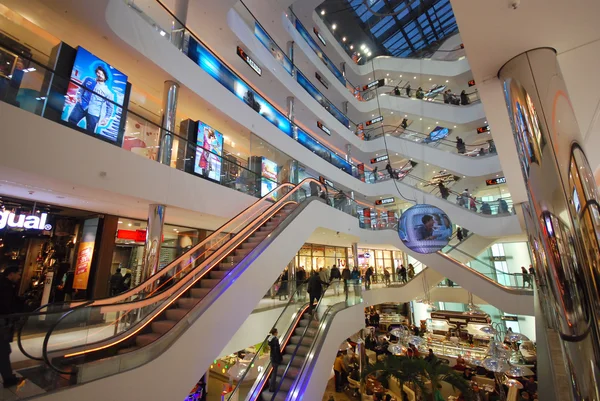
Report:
423,359,474,401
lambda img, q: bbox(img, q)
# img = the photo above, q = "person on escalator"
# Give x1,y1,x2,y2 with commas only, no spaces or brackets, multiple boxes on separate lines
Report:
405,84,411,97
342,265,351,299
310,181,320,197
268,328,283,392
394,86,401,96
330,264,341,296
401,118,408,130
399,264,407,283
0,266,25,389
407,264,415,280
438,182,450,200
456,137,466,154
385,163,397,180
307,271,328,314
372,166,378,182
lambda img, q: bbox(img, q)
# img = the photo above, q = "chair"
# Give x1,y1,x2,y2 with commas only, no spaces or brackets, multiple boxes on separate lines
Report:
348,377,361,398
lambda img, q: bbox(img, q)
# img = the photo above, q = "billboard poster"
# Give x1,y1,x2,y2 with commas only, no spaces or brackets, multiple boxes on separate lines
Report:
195,122,224,182
61,47,128,144
423,126,451,143
186,38,292,137
73,218,99,290
398,205,452,254
357,163,365,182
363,208,372,227
254,23,293,75
261,157,278,198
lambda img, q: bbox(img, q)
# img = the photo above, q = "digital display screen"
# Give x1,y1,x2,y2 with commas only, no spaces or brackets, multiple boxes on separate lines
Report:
398,204,452,254
424,126,451,143
295,19,345,85
254,23,293,75
261,178,278,198
296,70,349,127
573,188,581,213
61,47,128,143
261,157,278,182
194,122,224,182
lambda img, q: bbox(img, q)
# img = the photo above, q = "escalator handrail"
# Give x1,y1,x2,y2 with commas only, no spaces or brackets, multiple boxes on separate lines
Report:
364,124,487,150
89,182,295,306
41,179,326,364
226,285,311,401
268,281,332,401
16,300,94,361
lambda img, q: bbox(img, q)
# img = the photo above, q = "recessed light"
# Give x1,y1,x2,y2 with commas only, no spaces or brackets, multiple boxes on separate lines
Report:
419,118,422,120
395,153,398,156
413,76,416,79
404,114,407,117
463,176,466,178
429,78,432,81
426,163,429,166
342,37,347,42
386,73,389,76
375,153,378,156
496,174,499,177
399,75,403,78
360,44,366,50
485,121,488,124
391,111,393,114
350,45,354,50
453,126,457,128
369,77,371,80
321,9,325,15
332,23,337,30
445,80,449,83
357,52,361,56
372,114,375,117
128,223,132,227
367,52,372,57
118,221,123,224
436,122,439,124
428,127,431,129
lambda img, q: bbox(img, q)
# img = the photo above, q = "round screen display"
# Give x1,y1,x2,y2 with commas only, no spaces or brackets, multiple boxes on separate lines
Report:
398,204,453,254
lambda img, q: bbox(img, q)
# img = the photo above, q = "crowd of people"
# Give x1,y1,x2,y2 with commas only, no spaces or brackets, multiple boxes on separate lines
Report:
391,84,474,106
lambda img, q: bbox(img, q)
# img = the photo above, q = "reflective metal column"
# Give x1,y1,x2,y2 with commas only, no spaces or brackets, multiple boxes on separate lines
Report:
499,47,600,401
287,96,298,140
171,0,189,49
159,80,180,166
286,41,295,78
142,204,166,282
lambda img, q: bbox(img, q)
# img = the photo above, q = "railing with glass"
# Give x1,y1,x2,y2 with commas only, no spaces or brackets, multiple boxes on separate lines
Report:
360,83,480,105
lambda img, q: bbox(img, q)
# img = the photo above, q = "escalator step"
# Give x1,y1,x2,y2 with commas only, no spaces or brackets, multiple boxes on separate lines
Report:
177,297,198,309
200,279,220,288
135,332,161,347
284,345,310,357
151,320,177,334
210,270,228,279
289,336,313,346
294,327,316,337
165,308,189,321
274,364,300,377
190,288,211,298
281,354,304,367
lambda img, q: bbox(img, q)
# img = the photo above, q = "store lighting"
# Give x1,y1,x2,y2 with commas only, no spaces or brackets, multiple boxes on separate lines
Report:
118,221,123,224
429,78,432,81
386,73,389,76
453,125,457,128
159,30,166,37
446,80,449,83
342,37,346,42
399,75,402,78
321,9,325,15
357,52,360,56
360,44,366,50
331,24,337,30
367,52,372,57
350,45,354,50
23,67,36,73
413,76,416,79
128,223,132,227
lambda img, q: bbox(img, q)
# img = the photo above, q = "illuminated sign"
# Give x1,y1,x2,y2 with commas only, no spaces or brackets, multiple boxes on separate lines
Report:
501,316,518,321
313,27,326,46
365,116,383,126
319,176,334,188
363,252,371,258
0,211,52,231
468,79,476,87
370,155,389,164
477,125,490,134
236,46,262,76
375,197,395,205
362,79,385,91
315,72,329,89
486,177,506,186
317,121,331,136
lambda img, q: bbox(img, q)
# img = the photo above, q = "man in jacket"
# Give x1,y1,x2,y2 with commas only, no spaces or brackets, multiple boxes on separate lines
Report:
341,266,351,299
329,265,341,295
0,266,24,388
365,266,374,290
268,328,283,392
307,271,328,313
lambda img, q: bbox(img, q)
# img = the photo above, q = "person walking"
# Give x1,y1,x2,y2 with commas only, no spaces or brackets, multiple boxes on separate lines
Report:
296,266,307,301
399,264,407,283
400,118,408,129
0,266,25,389
330,264,341,296
438,182,450,200
383,268,391,286
350,267,361,297
385,162,396,180
307,271,328,313
109,268,124,296
365,266,374,290
456,227,464,242
277,269,289,300
267,328,283,392
405,84,411,97
395,265,402,282
521,266,531,288
342,265,351,299
460,90,470,105
334,351,346,392
456,137,466,154
407,264,415,280
372,166,378,182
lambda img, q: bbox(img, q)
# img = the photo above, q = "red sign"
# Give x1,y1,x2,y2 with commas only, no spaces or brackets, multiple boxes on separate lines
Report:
117,229,147,242
477,125,490,134
363,208,371,226
358,163,365,182
468,79,476,87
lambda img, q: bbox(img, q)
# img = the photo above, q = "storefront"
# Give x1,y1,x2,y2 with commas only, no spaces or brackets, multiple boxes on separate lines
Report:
348,247,406,279
294,243,349,272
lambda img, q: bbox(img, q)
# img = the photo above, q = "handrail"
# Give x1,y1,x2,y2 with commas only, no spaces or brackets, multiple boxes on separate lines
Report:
268,280,332,400
40,179,325,367
363,124,489,150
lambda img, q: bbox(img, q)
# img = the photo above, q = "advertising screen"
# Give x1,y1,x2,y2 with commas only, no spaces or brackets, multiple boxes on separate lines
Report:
261,157,278,182
194,122,224,182
398,204,452,254
296,71,349,127
261,178,278,199
424,126,451,143
61,47,128,143
254,23,293,75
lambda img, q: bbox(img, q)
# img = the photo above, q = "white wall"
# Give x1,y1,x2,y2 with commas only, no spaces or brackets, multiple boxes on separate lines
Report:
502,242,532,274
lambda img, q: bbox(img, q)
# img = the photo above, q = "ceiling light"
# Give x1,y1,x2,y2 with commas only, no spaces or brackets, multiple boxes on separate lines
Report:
372,114,375,117
369,78,371,80
419,118,422,120
436,121,439,124
321,9,325,15
360,44,366,50
159,30,166,37
428,127,431,129
399,75,403,78
357,52,361,56
118,221,123,224
386,73,389,76
413,76,416,79
367,52,372,57
429,78,432,81
350,45,354,50
128,223,132,227
375,153,378,156
485,120,488,123
391,112,393,114
332,24,337,30
404,114,407,117
445,80,449,83
453,125,457,128
342,37,347,42
426,163,429,166
396,153,398,156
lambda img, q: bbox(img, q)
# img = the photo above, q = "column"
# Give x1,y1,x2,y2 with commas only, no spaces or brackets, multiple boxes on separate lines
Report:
287,96,298,140
345,144,352,162
287,259,296,299
159,80,180,166
340,62,346,78
499,47,600,400
351,243,359,270
171,0,189,49
142,204,167,282
342,101,348,115
286,41,295,77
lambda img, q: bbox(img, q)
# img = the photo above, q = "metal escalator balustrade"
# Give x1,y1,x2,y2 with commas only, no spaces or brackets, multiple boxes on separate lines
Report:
14,179,326,391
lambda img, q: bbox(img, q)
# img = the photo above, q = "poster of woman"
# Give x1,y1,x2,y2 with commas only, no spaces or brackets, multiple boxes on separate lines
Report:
194,122,224,182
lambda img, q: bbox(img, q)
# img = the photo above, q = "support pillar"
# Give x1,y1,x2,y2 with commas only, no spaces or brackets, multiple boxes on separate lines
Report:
351,243,359,269
499,47,600,401
287,96,298,140
345,143,352,162
171,0,189,49
286,41,295,77
287,259,296,300
342,100,348,115
159,80,180,166
142,204,166,282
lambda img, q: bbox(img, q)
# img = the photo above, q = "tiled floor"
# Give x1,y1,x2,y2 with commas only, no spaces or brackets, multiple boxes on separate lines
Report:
322,377,356,401
0,375,45,401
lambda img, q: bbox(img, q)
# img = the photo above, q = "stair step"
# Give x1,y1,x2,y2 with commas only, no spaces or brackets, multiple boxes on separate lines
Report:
210,270,228,279
289,335,313,346
177,297,198,309
135,332,161,347
281,354,304,367
165,308,189,321
151,320,177,334
190,287,211,298
284,345,310,357
260,390,287,401
200,279,220,288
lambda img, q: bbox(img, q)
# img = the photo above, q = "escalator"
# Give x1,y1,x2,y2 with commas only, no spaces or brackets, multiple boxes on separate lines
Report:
12,178,328,400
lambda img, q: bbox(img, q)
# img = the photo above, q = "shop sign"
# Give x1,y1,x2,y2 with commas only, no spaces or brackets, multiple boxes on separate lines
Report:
468,79,476,87
318,176,334,188
486,177,506,186
317,121,331,136
0,211,52,231
236,46,262,76
375,197,395,205
313,27,326,46
362,78,385,91
370,154,388,164
365,116,383,126
357,163,365,182
117,229,147,242
501,316,518,321
74,241,95,290
477,125,490,134
491,256,506,262
315,72,329,89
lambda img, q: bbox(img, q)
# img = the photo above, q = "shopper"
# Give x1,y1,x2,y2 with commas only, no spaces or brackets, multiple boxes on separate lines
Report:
109,268,124,296
350,267,361,297
528,265,535,277
481,202,492,215
307,271,328,313
521,266,531,288
334,351,345,392
385,162,396,180
399,264,407,283
405,84,411,97
456,137,466,154
438,182,450,200
0,266,25,389
277,269,289,300
463,367,474,381
424,348,437,364
460,90,470,105
372,166,378,182
524,376,538,397
416,87,424,99
267,328,283,392
393,86,401,96
383,268,391,286
57,265,75,301
407,264,415,280
456,227,464,242
365,266,374,290
342,265,351,299
330,264,341,296
400,118,408,129
296,266,307,301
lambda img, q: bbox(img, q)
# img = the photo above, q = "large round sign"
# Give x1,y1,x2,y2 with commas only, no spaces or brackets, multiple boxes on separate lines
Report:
398,204,452,254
